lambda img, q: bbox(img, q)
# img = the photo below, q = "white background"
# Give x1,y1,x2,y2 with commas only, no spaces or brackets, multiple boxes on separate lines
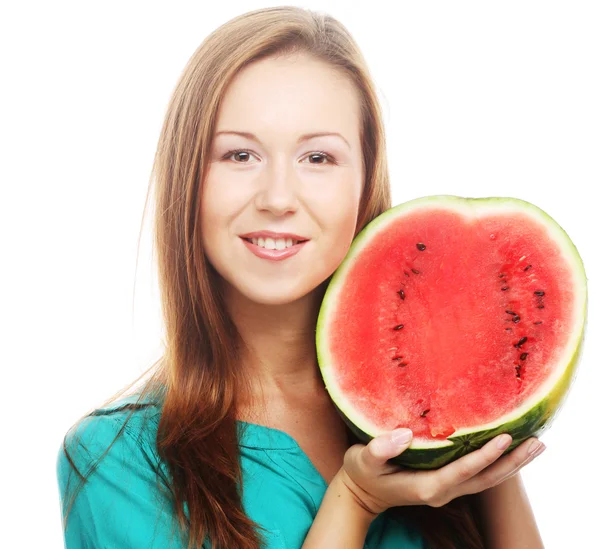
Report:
2,1,598,547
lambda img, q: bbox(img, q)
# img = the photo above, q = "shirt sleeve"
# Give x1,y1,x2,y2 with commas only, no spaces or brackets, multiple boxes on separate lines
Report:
56,411,188,549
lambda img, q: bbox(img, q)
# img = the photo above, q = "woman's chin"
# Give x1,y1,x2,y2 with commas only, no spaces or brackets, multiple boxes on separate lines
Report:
243,286,314,306
226,278,323,307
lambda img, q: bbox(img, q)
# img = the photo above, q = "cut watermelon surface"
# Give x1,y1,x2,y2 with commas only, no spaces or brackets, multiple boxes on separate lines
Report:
316,196,587,469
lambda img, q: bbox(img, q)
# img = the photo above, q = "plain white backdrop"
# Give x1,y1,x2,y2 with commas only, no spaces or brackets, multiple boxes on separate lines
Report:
2,1,598,547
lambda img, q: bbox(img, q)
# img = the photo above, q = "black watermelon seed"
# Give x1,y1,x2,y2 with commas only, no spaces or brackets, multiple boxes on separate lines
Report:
512,315,521,323
404,270,410,277
416,243,426,251
420,409,430,417
524,265,533,271
394,324,404,330
534,321,543,325
398,362,408,367
515,337,528,348
520,352,529,360
499,273,506,278
505,310,516,315
392,356,404,360
398,289,406,300
505,327,512,331
501,286,510,291
537,305,545,309
534,291,545,296
411,268,420,275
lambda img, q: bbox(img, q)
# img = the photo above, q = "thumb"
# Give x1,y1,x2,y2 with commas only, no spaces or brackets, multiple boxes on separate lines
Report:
363,428,413,469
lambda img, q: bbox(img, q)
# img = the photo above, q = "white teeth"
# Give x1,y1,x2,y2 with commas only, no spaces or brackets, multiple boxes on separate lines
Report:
249,236,301,249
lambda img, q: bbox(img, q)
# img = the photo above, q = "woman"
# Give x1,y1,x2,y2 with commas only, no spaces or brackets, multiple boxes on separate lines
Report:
56,6,545,549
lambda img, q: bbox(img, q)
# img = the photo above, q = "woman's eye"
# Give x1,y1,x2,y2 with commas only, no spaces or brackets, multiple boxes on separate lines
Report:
222,149,336,165
223,149,256,163
302,152,335,165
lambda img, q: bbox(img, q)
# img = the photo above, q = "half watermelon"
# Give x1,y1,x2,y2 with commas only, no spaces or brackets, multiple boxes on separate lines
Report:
316,195,587,469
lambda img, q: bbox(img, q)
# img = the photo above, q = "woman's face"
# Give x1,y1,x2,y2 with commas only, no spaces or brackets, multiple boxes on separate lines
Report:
202,52,364,306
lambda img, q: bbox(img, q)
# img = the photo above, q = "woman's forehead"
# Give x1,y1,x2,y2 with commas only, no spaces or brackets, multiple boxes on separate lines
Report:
214,55,361,146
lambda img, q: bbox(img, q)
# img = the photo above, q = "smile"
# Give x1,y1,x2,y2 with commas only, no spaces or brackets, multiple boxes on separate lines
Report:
240,237,308,261
245,236,300,250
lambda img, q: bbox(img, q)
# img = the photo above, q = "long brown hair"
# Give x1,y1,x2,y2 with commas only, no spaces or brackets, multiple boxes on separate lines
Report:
60,6,485,549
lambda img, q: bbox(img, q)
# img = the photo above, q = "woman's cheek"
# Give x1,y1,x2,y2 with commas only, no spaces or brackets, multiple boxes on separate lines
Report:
202,170,249,218
319,201,361,267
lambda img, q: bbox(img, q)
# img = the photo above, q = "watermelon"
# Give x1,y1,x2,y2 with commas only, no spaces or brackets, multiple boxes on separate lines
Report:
316,195,587,470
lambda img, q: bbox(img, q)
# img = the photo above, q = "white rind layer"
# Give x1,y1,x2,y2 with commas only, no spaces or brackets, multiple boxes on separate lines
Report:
316,195,588,449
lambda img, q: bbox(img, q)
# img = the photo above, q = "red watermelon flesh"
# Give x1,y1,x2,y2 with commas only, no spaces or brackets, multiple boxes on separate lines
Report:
317,196,587,469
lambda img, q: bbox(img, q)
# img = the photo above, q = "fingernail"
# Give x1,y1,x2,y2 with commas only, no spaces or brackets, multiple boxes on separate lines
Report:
527,440,543,456
497,434,511,450
390,429,412,445
532,443,546,458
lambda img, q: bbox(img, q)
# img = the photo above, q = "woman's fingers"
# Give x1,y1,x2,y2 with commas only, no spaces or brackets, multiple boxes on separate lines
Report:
342,429,545,512
456,436,545,496
427,435,544,506
342,429,415,514
342,429,408,484
361,428,413,470
436,434,515,489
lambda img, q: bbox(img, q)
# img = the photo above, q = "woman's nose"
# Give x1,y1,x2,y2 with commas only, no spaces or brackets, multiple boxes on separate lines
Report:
254,160,299,215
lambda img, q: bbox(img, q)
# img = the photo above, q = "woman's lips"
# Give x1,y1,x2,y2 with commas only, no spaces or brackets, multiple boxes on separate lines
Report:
240,230,308,241
241,237,308,261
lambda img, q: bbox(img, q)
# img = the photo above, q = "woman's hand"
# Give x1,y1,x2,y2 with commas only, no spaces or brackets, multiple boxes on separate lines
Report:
340,429,545,515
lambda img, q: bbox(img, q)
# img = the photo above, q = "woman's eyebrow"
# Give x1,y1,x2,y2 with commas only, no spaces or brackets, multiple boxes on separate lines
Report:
214,130,351,149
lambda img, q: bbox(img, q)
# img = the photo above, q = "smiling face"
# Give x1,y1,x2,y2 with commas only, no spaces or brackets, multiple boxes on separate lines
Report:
201,52,364,306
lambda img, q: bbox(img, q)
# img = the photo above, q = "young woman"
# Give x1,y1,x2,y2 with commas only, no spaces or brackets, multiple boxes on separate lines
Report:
56,6,545,549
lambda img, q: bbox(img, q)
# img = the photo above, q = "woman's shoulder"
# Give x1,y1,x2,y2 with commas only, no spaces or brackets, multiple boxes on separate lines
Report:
55,392,182,548
57,391,163,477
61,395,161,459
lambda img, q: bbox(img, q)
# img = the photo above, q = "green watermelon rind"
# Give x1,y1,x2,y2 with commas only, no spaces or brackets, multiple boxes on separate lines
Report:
316,195,588,470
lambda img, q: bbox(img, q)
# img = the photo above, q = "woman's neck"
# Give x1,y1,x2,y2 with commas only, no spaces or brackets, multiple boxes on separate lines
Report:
223,281,328,406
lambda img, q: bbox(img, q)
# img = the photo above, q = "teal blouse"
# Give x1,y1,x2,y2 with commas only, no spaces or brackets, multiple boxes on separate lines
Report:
56,393,428,548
